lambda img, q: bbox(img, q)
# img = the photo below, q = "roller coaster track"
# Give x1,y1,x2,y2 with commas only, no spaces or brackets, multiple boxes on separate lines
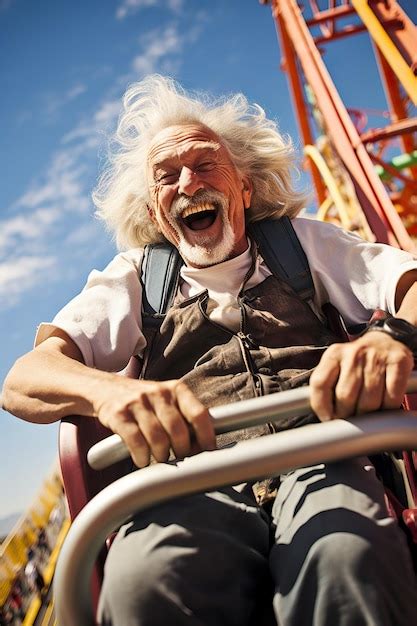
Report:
0,469,69,626
263,0,417,249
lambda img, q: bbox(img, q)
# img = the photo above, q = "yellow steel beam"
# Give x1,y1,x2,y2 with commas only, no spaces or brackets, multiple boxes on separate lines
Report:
304,143,375,241
304,144,353,231
351,0,417,105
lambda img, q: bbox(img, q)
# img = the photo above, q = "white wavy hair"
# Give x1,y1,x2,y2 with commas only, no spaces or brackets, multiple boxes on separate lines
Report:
93,75,308,249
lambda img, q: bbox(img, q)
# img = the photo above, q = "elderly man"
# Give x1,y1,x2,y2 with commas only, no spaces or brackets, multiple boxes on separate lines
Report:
4,75,417,625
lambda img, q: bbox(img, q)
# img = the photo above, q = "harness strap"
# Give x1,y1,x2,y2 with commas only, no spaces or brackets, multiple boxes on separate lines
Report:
248,217,314,302
140,217,315,328
141,243,183,329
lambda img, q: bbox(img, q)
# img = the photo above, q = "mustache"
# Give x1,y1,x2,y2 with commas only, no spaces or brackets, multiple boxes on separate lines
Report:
170,189,228,219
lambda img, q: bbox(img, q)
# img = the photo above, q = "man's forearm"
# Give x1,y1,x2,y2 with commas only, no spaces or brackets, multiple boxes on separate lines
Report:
2,344,117,424
3,336,215,467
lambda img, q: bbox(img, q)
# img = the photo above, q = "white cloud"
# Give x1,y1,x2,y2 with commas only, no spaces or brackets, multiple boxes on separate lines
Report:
167,0,184,12
17,146,91,214
63,23,186,147
0,140,95,309
0,208,60,255
60,125,90,145
45,83,87,119
67,84,87,99
16,183,56,211
132,25,182,75
94,99,122,127
61,98,121,146
116,0,157,20
65,221,102,246
0,256,57,308
116,0,183,20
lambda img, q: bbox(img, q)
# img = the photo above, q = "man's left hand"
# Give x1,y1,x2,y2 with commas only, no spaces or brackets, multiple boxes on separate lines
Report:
309,332,414,421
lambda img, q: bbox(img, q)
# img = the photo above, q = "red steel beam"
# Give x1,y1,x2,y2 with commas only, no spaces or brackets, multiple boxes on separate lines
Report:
313,23,367,44
360,118,417,144
272,0,414,251
306,4,357,27
275,10,327,205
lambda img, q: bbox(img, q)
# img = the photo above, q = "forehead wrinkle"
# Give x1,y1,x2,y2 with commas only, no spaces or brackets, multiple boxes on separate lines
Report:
148,140,221,169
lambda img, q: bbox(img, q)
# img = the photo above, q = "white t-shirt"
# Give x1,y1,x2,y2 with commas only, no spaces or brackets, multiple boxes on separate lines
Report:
35,218,417,372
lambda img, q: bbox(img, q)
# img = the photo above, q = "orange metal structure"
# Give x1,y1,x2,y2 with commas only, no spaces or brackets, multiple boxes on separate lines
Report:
262,0,417,250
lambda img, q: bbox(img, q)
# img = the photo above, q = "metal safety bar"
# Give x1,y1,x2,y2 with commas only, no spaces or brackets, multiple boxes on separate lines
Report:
55,393,417,624
87,371,417,471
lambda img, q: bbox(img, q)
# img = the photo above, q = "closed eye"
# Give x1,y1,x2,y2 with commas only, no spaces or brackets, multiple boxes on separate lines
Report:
196,161,216,172
155,172,179,184
154,161,215,185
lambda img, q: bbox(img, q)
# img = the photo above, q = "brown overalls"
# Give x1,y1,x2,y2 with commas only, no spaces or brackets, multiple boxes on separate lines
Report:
140,251,341,447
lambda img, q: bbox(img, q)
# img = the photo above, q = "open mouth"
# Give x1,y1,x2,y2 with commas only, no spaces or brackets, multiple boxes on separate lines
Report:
181,204,219,231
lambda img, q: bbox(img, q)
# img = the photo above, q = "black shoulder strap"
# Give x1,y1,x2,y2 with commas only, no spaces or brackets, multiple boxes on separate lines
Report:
141,243,183,328
140,216,314,328
248,217,314,302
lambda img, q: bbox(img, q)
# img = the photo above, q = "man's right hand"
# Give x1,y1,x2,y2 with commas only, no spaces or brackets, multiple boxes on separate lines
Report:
94,378,216,468
3,330,215,468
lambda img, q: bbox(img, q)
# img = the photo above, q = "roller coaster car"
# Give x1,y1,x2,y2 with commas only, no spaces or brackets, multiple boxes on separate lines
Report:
57,356,417,625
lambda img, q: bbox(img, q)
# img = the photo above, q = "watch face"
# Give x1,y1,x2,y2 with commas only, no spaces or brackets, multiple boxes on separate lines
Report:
383,317,417,352
366,317,417,353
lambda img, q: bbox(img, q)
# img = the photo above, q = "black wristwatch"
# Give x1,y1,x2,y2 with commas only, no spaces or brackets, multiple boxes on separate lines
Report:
364,316,417,355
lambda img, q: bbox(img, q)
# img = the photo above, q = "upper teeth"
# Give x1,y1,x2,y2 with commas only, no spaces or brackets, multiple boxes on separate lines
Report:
181,204,214,219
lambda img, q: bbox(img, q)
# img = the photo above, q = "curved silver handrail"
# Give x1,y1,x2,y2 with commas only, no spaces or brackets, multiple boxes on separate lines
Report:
55,411,417,626
87,371,417,471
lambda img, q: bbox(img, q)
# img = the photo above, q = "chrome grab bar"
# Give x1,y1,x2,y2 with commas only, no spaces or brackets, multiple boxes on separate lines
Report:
87,371,417,471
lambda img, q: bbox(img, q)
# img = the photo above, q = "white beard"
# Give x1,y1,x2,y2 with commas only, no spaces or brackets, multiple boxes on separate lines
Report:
167,190,236,267
177,215,235,267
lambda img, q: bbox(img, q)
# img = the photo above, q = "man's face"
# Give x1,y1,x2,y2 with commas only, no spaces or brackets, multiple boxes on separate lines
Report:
147,123,252,267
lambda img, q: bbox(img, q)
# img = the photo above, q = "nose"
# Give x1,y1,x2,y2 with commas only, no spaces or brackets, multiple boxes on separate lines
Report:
177,166,204,197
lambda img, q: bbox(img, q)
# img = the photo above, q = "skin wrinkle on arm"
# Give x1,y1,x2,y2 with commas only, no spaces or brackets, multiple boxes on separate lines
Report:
2,330,116,424
2,328,215,467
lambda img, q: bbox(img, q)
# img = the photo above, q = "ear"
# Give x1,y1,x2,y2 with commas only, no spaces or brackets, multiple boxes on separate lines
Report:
147,204,162,232
147,204,156,223
241,176,253,209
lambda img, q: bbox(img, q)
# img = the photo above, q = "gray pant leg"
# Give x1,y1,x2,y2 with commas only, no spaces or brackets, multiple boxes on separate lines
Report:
98,486,271,626
270,457,417,626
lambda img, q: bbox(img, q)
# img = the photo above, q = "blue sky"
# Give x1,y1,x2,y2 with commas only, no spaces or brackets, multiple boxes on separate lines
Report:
1,0,416,519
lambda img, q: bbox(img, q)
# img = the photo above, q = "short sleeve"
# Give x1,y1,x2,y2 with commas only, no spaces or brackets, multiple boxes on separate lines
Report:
292,218,417,326
35,249,146,372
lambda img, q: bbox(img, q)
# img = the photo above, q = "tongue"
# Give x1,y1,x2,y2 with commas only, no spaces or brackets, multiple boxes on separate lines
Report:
189,215,215,231
185,210,217,231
